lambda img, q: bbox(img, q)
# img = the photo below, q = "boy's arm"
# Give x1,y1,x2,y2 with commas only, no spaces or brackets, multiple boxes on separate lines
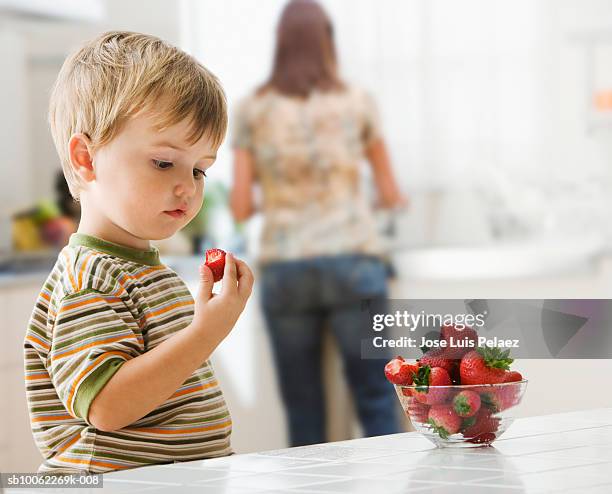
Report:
88,254,253,432
88,320,217,431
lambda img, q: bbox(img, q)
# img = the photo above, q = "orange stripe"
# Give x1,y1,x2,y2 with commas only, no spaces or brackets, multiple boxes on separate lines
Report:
32,414,75,422
147,300,193,318
77,251,96,289
170,380,218,399
57,432,81,453
63,251,78,292
56,456,131,470
89,460,131,470
133,266,164,279
40,291,51,302
26,334,50,351
59,295,122,314
128,419,232,435
51,336,134,362
66,351,129,414
25,373,49,381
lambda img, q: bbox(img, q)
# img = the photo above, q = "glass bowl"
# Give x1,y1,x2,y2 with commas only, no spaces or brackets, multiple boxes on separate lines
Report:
395,380,528,447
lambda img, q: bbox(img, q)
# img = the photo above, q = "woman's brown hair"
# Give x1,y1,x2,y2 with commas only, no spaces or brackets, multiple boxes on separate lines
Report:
260,0,344,97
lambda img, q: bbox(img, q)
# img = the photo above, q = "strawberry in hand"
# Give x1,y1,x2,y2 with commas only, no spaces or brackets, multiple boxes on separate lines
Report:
204,248,226,283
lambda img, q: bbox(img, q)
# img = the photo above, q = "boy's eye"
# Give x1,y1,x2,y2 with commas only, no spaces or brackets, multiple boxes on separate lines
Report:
193,168,207,180
153,159,173,169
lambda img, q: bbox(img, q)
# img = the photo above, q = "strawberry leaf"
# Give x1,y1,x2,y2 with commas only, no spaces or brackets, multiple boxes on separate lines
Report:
462,416,477,430
453,395,471,415
413,365,431,392
477,346,513,371
428,418,449,439
481,393,500,412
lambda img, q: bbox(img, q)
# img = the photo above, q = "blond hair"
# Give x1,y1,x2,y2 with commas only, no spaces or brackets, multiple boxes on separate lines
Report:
49,31,227,199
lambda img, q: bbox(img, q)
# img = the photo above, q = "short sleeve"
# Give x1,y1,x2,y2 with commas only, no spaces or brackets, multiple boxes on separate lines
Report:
47,290,144,423
231,98,253,151
361,90,383,148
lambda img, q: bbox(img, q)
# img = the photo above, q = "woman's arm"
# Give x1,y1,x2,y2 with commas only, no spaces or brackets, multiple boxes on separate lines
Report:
365,138,408,209
230,148,256,222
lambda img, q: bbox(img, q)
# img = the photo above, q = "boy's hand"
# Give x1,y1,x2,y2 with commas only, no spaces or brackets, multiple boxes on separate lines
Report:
192,252,254,345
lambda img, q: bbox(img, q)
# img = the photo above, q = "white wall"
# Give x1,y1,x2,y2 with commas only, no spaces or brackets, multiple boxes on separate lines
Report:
184,0,612,247
0,0,182,218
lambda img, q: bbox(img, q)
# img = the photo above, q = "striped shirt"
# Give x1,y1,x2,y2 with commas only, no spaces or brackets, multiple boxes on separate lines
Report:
23,233,232,475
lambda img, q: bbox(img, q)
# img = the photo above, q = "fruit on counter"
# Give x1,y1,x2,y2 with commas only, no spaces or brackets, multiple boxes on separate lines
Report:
504,370,523,383
384,356,419,386
461,407,501,444
406,400,430,423
32,199,61,224
385,323,526,445
412,365,452,405
440,323,479,359
41,216,76,247
204,248,226,282
12,216,44,251
428,405,462,439
418,347,457,375
481,383,521,413
452,390,481,418
459,347,513,385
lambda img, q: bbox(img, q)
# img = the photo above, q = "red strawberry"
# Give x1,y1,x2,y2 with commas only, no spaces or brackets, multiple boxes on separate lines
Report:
428,405,462,438
406,400,430,424
448,363,462,385
440,324,478,359
204,248,226,282
412,365,452,405
460,347,513,385
504,371,523,383
418,348,457,375
462,407,500,444
384,357,418,386
481,383,521,412
452,390,481,418
461,415,477,430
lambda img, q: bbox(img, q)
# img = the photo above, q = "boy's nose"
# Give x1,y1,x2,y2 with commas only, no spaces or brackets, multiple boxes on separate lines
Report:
174,174,197,198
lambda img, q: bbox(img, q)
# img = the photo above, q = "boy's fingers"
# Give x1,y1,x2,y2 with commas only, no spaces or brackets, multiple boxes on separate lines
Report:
221,252,237,295
234,258,254,299
198,264,215,302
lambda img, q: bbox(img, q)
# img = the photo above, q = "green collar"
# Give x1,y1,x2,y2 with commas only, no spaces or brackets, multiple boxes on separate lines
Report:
69,233,162,266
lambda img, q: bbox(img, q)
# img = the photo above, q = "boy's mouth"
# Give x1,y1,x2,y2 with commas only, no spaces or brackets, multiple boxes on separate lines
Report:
164,209,186,219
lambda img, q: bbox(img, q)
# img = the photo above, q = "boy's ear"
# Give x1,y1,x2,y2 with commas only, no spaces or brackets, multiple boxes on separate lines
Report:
68,133,96,183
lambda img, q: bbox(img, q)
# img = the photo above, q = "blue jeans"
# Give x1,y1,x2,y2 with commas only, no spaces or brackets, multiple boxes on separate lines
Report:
260,254,401,447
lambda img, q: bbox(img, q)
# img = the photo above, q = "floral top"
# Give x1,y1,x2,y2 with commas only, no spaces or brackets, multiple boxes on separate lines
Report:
232,85,385,263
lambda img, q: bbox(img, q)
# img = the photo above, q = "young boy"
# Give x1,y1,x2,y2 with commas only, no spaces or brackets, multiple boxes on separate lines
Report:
23,31,254,475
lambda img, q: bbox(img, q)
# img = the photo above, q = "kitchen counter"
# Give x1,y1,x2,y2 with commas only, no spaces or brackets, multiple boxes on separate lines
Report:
30,408,608,493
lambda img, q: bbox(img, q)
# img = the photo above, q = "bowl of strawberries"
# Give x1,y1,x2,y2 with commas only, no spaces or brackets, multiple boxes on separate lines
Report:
385,324,527,447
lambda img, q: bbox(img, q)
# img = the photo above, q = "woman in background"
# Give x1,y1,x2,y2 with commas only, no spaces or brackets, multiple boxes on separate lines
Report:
231,0,406,447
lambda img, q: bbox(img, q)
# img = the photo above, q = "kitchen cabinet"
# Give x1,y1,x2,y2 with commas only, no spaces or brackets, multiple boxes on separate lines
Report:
0,278,47,472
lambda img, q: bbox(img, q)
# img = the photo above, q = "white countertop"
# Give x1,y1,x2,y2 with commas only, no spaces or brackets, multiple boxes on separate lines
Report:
17,408,607,493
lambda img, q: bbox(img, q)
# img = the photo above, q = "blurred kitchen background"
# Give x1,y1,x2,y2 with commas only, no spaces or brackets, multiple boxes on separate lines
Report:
3,0,612,472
